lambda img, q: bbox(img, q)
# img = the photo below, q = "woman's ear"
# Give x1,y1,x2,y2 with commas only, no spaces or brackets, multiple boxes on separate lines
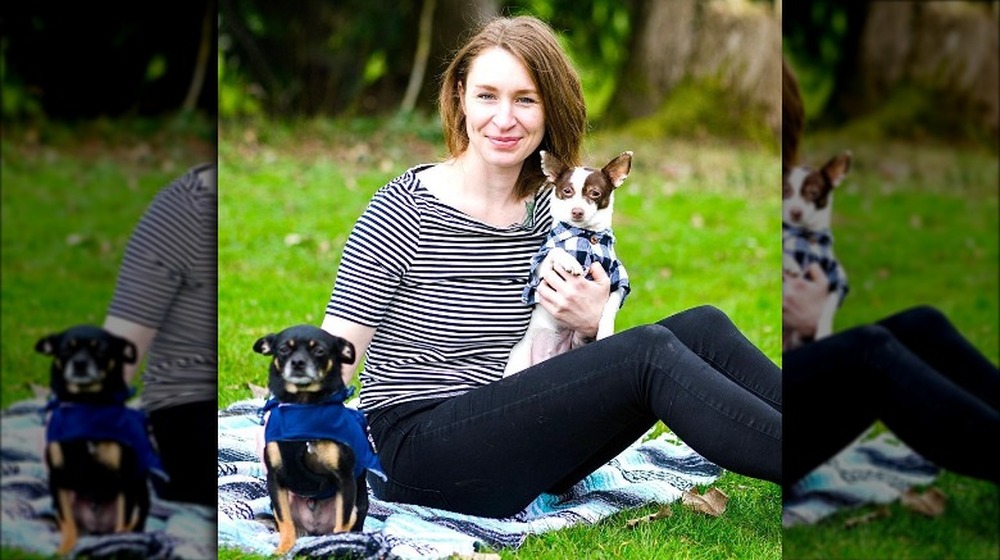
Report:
457,81,465,114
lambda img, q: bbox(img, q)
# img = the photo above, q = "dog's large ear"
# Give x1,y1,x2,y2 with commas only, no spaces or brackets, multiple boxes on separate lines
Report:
603,151,632,188
336,339,356,365
821,151,851,188
253,334,277,355
35,333,60,356
119,338,138,364
539,150,567,185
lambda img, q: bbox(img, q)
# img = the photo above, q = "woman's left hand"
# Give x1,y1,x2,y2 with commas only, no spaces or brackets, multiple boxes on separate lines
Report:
536,261,611,339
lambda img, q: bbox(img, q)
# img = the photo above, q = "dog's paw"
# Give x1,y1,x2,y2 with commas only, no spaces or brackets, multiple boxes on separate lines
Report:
782,254,802,277
550,248,584,276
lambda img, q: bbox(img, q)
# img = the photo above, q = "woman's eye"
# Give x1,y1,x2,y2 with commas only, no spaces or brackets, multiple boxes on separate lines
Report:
517,97,537,104
477,92,496,100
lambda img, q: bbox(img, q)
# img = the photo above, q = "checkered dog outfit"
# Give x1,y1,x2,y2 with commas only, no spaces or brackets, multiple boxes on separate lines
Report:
523,222,630,306
782,222,849,305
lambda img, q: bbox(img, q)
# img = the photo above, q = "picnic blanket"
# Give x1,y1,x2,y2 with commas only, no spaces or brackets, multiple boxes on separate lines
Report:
782,429,940,527
219,398,722,559
0,396,217,559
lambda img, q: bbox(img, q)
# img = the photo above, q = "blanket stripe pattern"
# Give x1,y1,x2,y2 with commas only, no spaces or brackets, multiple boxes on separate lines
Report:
1,397,216,559
782,430,940,527
218,398,721,559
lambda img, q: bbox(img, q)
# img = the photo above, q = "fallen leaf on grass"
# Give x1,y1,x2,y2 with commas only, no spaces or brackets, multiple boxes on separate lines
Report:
844,506,890,528
626,505,673,528
681,487,728,517
900,487,947,517
247,382,269,399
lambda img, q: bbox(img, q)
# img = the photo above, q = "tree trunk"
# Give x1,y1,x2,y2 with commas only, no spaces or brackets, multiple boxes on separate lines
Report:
413,0,500,113
605,0,696,122
842,0,999,136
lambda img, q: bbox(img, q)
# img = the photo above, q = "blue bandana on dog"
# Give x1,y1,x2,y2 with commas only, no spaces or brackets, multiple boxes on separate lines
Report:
523,222,630,306
783,222,849,305
43,392,166,480
260,387,385,481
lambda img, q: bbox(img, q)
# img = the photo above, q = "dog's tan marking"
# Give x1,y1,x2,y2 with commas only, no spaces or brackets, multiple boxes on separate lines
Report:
125,496,142,532
265,442,297,553
326,358,334,373
90,441,122,470
287,340,296,348
113,493,127,532
284,381,321,393
265,441,283,469
273,357,280,370
310,440,342,470
273,489,297,555
56,488,78,554
332,493,348,532
47,442,65,469
308,340,316,348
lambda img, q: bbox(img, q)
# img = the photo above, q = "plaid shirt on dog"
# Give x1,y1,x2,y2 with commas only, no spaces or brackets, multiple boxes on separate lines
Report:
523,222,630,306
783,222,848,305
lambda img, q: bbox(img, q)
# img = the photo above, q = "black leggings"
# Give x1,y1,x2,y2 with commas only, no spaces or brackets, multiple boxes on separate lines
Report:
784,305,1000,488
148,400,218,507
367,305,781,518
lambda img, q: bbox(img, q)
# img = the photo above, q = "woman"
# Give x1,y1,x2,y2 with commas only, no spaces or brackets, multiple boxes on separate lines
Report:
322,16,781,517
103,163,218,507
781,57,999,488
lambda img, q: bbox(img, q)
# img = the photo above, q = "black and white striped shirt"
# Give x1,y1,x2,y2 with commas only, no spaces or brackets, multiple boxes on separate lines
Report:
326,165,552,411
107,163,217,412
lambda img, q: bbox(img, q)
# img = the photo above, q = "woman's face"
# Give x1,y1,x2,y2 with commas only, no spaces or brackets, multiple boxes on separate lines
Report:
460,47,545,173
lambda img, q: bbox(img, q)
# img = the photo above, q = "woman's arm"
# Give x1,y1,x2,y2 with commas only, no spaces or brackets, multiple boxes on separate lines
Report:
102,315,158,385
320,315,376,387
782,262,830,349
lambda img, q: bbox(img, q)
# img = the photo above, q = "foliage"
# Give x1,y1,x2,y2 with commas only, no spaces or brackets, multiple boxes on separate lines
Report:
620,77,779,150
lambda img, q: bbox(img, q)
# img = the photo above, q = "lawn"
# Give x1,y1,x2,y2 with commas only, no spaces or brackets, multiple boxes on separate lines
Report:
217,115,783,559
782,132,999,560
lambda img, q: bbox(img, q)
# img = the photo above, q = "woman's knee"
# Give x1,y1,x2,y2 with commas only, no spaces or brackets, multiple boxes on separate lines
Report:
660,304,734,334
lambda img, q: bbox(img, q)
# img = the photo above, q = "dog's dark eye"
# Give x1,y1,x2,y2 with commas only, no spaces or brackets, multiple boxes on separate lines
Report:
586,190,602,200
278,345,292,356
561,186,573,196
312,346,327,357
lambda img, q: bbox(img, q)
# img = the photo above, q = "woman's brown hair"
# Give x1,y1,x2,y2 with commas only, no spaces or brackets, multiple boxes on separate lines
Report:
439,16,587,200
782,56,805,172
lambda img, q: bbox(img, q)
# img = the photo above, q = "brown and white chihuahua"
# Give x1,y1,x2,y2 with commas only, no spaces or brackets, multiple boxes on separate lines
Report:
504,151,633,376
782,151,852,350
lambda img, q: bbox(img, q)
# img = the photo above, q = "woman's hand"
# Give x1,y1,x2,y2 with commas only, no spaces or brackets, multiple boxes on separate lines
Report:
536,261,612,339
782,262,830,341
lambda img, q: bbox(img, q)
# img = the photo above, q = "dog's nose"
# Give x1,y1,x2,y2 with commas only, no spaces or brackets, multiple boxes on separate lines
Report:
571,208,584,221
290,358,307,370
71,359,89,372
790,209,802,222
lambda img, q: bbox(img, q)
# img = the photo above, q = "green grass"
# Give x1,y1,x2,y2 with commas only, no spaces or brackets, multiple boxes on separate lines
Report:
783,133,999,560
218,115,782,558
0,120,215,408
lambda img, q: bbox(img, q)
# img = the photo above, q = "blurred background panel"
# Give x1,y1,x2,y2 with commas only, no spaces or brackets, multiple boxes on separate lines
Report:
782,1,998,559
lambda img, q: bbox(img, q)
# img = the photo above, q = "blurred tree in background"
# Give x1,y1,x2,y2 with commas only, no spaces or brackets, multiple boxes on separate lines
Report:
216,0,783,147
784,0,998,146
